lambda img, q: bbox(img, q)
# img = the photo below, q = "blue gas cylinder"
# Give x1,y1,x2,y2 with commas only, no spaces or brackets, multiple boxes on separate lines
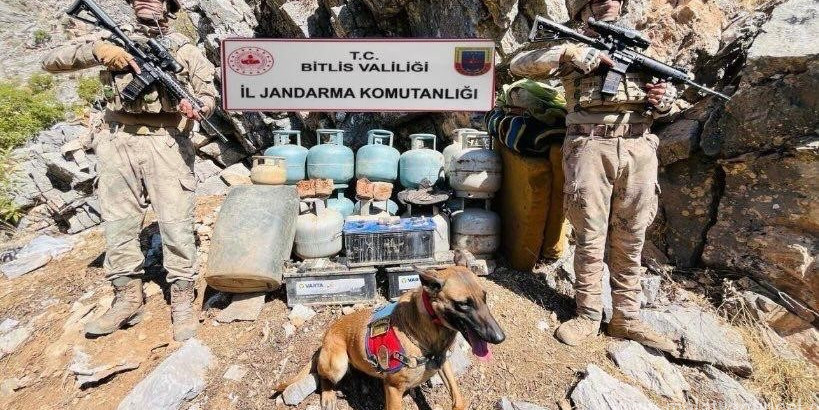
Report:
263,130,308,184
356,129,400,182
326,187,355,219
306,129,354,184
398,134,444,189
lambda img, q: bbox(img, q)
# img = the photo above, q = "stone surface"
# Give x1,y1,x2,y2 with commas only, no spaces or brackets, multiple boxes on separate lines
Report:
222,364,248,382
702,143,818,312
641,305,752,376
282,372,318,405
607,341,690,401
656,119,701,166
219,163,252,186
0,319,19,334
728,288,819,365
688,365,764,410
199,140,246,167
702,0,818,157
194,158,223,184
0,325,32,359
288,304,316,327
658,157,719,267
282,322,296,338
620,0,725,70
69,349,140,388
496,397,548,410
117,338,213,410
0,253,51,279
196,175,230,196
278,0,322,38
570,364,659,410
189,0,258,55
215,292,266,323
640,275,663,307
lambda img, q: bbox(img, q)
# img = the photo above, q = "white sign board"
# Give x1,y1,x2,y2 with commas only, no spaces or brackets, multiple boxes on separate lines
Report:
221,39,496,112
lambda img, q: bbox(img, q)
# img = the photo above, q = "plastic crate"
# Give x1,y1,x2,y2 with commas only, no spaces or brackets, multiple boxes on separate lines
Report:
283,265,377,307
384,263,451,300
343,217,435,267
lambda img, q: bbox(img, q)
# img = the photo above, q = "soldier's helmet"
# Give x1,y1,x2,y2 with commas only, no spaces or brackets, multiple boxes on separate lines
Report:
567,0,627,20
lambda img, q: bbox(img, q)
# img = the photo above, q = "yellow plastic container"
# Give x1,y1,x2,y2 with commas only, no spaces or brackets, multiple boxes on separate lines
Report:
496,142,551,271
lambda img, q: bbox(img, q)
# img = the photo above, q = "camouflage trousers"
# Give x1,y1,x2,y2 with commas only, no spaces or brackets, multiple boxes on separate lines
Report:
562,132,660,321
93,124,198,283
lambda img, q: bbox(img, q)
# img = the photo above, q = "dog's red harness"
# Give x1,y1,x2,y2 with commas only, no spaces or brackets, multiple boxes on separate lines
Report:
364,292,445,373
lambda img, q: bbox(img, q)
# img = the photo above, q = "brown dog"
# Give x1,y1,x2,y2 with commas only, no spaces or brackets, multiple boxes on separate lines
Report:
277,256,505,409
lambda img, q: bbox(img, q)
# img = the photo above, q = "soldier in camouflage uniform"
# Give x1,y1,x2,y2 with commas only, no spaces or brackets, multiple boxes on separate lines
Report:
42,0,217,342
510,0,679,353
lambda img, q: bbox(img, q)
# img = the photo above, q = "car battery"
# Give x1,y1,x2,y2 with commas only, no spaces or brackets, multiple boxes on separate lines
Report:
343,217,435,267
283,260,377,306
384,263,452,300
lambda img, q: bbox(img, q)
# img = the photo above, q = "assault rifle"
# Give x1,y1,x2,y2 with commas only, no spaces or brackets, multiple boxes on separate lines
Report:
66,0,228,143
528,16,730,101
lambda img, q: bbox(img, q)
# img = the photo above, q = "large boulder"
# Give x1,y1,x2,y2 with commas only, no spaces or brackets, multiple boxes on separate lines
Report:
685,365,764,410
571,364,660,410
607,341,690,401
702,142,818,312
641,305,752,376
658,157,720,267
186,0,258,56
701,0,819,157
621,0,726,69
117,338,213,410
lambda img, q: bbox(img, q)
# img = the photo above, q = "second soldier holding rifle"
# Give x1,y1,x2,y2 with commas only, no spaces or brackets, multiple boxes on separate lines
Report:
510,0,682,353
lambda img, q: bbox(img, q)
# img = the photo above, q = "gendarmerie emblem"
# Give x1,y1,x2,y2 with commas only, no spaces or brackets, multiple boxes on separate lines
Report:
454,47,492,76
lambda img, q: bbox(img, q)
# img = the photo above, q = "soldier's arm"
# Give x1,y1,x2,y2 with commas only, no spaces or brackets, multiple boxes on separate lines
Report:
176,44,217,118
509,45,567,79
40,40,101,73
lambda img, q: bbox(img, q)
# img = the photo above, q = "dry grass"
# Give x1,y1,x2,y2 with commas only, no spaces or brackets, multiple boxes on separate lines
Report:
720,299,819,408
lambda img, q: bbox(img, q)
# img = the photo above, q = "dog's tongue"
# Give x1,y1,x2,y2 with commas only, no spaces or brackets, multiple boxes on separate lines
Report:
466,329,492,362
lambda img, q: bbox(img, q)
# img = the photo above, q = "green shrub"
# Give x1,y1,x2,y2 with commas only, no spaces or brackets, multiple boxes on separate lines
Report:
33,29,51,46
76,76,103,105
27,72,55,93
0,149,21,225
0,81,64,150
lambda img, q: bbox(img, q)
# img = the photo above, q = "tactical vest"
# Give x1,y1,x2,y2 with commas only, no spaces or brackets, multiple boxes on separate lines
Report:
561,69,652,123
99,32,191,114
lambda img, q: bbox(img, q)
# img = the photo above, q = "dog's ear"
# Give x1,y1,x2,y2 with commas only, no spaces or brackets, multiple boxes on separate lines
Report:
416,267,444,293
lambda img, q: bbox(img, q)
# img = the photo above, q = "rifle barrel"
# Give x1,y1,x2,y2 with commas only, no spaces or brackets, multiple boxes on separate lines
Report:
685,80,731,101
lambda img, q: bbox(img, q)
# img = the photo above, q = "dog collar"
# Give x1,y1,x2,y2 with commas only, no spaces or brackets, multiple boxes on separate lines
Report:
422,291,442,326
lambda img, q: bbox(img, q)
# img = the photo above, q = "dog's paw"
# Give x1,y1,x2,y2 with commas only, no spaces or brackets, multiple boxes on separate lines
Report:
320,391,337,410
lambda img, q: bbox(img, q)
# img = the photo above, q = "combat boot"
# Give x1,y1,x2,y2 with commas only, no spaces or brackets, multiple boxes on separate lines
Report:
607,315,679,355
85,277,144,336
554,316,600,346
170,280,197,341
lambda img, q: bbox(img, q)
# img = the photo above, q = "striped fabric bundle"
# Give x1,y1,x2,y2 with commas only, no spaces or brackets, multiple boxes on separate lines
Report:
485,79,568,157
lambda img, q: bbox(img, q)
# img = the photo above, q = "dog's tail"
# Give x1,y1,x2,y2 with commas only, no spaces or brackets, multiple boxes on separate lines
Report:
274,349,320,392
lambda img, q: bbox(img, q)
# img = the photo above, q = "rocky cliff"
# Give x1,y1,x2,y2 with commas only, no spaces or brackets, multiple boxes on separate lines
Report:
183,0,818,316
7,0,817,329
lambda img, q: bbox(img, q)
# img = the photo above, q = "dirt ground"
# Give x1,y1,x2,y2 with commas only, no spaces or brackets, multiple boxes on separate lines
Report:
0,196,710,409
